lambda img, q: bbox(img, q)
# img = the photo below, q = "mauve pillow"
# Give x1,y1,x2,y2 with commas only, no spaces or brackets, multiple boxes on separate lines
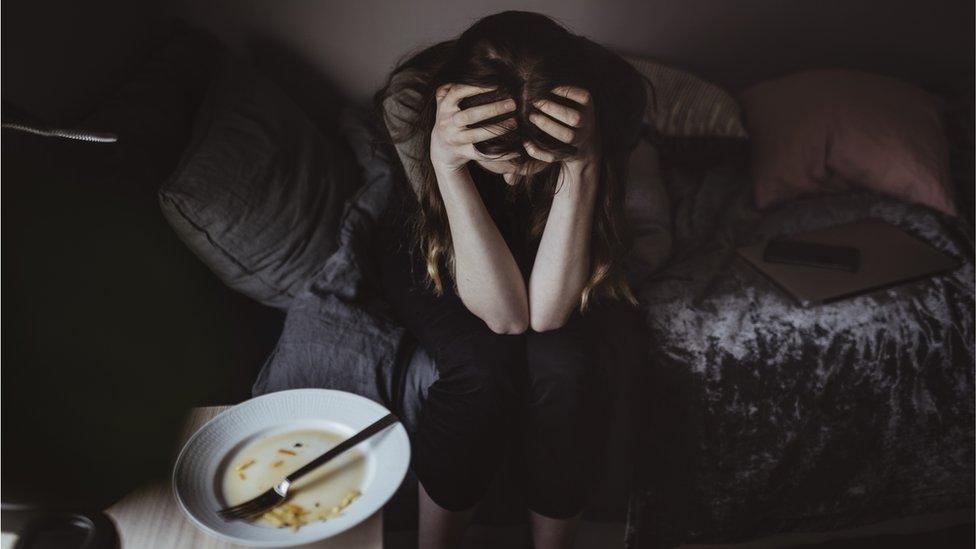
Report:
740,69,957,216
160,56,360,309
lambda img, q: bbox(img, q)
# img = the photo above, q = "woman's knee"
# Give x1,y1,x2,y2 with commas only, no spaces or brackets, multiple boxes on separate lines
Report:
526,317,599,402
432,330,525,404
527,314,597,368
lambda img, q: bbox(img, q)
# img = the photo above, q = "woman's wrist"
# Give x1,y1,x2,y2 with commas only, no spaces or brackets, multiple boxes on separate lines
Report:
431,152,463,174
432,161,477,201
555,157,599,206
561,155,600,187
432,158,469,180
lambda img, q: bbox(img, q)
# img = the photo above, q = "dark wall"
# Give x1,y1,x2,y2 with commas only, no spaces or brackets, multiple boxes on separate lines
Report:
4,1,972,122
180,0,975,104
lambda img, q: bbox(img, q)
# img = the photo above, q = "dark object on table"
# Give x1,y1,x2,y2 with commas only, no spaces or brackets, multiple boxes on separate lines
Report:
738,218,960,306
11,511,118,549
762,239,861,272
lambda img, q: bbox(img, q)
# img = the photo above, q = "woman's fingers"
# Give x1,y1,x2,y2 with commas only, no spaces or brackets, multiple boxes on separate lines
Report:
454,98,516,126
550,85,592,107
523,140,558,163
532,99,581,127
442,84,497,109
528,112,575,144
456,118,517,144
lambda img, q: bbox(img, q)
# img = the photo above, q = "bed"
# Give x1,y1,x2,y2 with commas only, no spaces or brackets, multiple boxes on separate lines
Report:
625,147,974,547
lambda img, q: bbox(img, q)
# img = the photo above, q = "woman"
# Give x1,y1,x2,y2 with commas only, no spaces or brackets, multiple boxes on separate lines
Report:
374,11,648,549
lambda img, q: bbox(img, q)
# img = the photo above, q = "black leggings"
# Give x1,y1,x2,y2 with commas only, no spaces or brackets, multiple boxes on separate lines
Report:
376,189,635,519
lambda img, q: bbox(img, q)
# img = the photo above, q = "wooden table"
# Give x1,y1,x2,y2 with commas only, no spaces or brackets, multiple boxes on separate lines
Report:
2,407,383,549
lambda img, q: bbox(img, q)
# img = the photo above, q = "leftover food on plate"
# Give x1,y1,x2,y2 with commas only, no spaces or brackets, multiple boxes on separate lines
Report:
221,428,365,531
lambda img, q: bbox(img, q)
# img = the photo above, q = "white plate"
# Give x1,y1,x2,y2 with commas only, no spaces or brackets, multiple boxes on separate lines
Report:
172,389,410,547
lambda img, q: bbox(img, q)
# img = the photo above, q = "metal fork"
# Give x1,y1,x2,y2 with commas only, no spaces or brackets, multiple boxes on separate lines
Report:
217,413,399,521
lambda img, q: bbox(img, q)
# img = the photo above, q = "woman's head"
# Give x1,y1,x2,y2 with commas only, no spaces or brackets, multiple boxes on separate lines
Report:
378,10,637,309
437,11,595,177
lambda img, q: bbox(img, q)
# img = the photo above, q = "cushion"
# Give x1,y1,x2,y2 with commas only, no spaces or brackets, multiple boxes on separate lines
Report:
622,54,747,139
251,107,404,405
740,69,957,216
160,56,360,309
624,135,672,285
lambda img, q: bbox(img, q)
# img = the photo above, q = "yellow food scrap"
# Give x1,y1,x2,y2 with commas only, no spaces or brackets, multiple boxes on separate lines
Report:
260,502,309,530
271,460,284,468
340,490,362,507
263,512,284,527
237,472,246,481
234,459,256,472
277,449,297,456
256,490,363,531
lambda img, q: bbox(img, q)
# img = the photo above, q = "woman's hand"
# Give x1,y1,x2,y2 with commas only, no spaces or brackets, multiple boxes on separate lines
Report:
428,83,529,333
525,86,601,331
430,83,519,174
526,86,600,173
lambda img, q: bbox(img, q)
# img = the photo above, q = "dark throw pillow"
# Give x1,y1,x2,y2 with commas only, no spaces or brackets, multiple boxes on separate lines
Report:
160,56,360,309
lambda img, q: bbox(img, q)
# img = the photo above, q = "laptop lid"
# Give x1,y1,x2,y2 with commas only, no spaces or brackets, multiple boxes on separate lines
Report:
737,218,960,307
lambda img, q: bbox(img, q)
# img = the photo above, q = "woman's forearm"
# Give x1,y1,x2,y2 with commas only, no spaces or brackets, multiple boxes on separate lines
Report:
434,164,529,334
528,161,598,331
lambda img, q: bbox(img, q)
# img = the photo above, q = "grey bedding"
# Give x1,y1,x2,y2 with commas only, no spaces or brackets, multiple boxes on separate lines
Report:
251,107,412,416
627,152,975,547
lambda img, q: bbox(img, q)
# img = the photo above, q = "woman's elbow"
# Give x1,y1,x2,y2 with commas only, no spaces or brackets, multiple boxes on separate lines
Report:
486,316,529,335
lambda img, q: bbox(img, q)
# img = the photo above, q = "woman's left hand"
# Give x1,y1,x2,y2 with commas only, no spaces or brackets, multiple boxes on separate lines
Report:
525,85,600,172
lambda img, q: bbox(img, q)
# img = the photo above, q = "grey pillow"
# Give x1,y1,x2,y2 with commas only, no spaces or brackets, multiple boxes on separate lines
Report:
624,137,672,285
622,54,748,139
160,57,360,309
251,108,405,408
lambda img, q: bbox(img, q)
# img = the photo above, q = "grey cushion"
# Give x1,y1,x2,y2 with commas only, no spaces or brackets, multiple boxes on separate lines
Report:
623,137,672,286
251,107,406,408
622,54,748,139
160,56,360,309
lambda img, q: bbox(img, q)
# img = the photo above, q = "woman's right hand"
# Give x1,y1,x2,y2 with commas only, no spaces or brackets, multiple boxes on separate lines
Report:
430,83,519,173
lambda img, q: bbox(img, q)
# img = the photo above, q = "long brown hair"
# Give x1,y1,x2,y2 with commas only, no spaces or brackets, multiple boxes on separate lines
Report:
375,11,641,310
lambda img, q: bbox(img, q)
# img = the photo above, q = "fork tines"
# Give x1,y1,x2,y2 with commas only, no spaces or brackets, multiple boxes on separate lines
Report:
218,488,284,521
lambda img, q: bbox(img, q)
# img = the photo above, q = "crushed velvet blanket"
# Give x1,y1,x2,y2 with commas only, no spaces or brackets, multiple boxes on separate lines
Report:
626,152,975,548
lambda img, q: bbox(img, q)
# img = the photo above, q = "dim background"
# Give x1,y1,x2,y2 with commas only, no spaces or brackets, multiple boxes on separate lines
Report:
3,0,974,125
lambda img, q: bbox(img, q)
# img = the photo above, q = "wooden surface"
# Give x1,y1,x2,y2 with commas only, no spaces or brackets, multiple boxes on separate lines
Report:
1,406,382,549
